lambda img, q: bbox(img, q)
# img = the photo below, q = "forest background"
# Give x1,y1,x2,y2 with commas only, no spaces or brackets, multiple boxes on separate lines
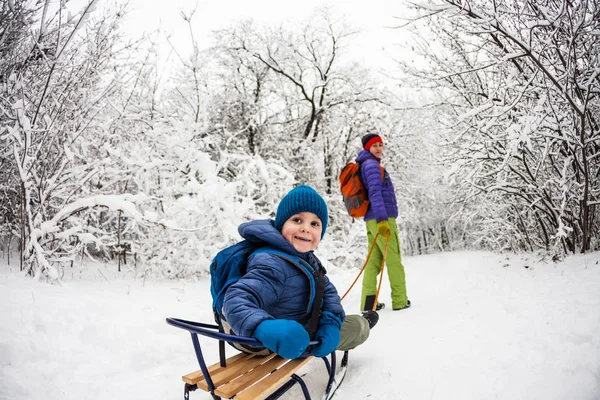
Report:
1,0,599,281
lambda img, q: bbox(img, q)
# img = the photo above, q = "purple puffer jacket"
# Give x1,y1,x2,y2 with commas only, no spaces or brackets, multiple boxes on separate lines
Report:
355,149,398,222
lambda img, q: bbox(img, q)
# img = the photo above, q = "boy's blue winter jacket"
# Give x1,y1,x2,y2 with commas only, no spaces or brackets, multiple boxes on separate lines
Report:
355,149,398,222
222,219,345,339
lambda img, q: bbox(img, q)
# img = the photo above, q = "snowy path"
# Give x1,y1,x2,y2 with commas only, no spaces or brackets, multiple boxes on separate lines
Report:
1,250,599,400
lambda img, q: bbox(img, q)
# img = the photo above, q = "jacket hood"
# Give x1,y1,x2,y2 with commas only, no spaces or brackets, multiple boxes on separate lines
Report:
355,149,380,163
238,219,311,259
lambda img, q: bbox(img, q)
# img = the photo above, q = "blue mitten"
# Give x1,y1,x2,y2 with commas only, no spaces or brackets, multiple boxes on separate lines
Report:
253,319,310,359
311,323,341,357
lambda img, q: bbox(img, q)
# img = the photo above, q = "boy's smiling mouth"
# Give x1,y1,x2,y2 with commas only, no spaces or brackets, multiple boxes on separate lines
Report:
294,235,311,242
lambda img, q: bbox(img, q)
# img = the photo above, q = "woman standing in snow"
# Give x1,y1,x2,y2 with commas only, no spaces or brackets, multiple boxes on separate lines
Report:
356,133,410,312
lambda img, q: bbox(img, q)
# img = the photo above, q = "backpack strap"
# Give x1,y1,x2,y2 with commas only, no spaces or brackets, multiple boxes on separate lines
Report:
306,261,325,338
255,248,326,340
359,158,385,184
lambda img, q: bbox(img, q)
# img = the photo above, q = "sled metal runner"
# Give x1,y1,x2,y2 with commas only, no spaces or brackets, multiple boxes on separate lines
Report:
166,317,349,400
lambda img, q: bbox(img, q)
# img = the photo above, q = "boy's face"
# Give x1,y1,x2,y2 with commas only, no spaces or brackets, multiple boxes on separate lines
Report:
281,212,322,253
369,142,384,158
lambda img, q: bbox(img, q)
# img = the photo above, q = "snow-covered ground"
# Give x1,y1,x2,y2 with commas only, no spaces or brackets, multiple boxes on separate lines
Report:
1,250,599,400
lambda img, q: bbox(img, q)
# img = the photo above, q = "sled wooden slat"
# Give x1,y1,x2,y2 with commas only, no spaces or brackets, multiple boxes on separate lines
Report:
182,352,249,385
234,356,313,400
213,355,288,398
195,353,277,392
182,352,312,400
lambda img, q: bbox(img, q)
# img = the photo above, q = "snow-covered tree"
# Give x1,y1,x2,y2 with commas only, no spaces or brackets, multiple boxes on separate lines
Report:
210,11,389,193
400,0,600,254
0,0,152,279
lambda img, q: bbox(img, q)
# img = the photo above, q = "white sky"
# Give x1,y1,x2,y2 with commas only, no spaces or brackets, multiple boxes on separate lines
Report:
2,249,599,399
114,0,412,70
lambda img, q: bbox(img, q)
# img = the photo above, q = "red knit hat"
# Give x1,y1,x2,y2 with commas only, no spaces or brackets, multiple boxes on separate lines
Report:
361,133,383,151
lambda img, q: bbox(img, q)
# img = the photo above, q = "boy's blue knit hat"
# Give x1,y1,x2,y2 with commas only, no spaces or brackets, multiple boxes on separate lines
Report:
274,185,328,239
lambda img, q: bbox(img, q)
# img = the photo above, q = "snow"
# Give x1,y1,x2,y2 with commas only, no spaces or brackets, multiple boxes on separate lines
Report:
1,250,599,400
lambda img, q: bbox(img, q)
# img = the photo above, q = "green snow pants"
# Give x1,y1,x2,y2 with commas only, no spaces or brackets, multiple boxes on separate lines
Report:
360,217,408,311
337,314,370,351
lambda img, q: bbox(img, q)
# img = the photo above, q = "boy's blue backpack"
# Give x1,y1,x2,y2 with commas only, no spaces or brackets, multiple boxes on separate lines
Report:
210,241,306,323
210,240,259,325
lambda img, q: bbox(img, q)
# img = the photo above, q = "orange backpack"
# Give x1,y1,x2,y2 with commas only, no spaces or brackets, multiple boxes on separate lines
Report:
339,161,384,218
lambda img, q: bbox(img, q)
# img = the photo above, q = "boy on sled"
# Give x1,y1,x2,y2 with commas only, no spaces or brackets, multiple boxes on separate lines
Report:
222,185,379,359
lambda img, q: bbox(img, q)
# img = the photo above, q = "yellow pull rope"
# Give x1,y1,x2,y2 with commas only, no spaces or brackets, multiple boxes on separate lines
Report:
340,233,379,301
340,233,389,310
371,236,389,311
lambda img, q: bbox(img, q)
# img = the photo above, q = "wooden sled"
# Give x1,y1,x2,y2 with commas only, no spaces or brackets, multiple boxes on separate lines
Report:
166,318,349,400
